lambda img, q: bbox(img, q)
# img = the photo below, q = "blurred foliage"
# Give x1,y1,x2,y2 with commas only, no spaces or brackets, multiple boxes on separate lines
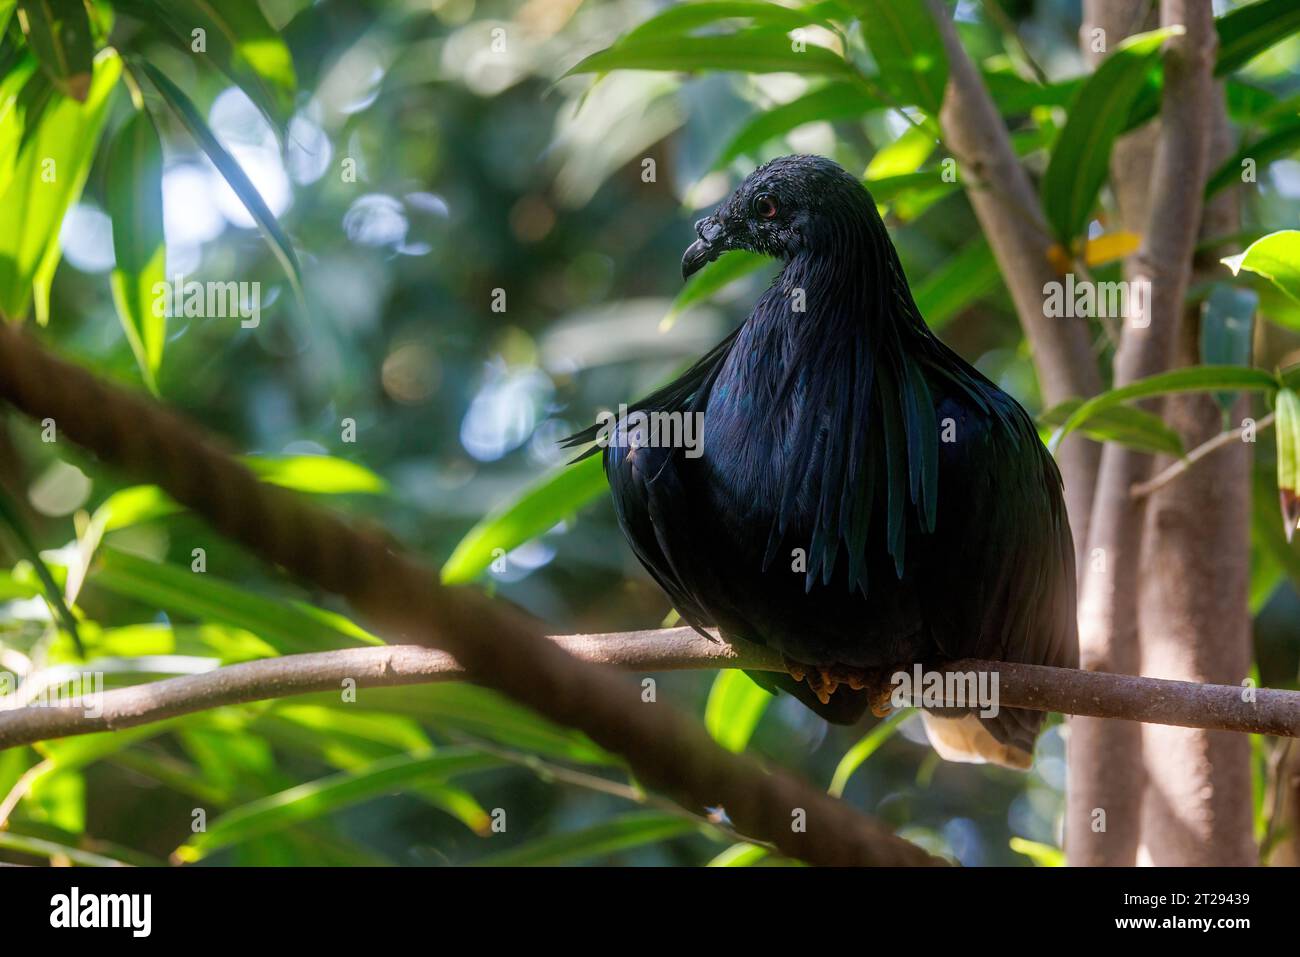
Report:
1,0,1300,867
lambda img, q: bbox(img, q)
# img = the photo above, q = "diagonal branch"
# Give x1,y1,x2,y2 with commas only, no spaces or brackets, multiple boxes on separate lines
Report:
0,322,938,868
3,631,1297,752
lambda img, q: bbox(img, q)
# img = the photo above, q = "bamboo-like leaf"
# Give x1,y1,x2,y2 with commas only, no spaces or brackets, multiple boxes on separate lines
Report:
0,831,134,866
91,547,381,653
441,455,608,584
624,0,836,42
828,709,910,797
174,750,498,862
858,0,948,114
1037,399,1184,458
107,107,166,393
136,59,303,303
1206,118,1300,198
865,123,936,180
660,250,772,331
704,670,772,753
1275,388,1300,542
1040,27,1180,244
473,811,698,866
1215,0,1300,76
707,842,770,866
0,49,119,321
567,30,855,79
0,485,82,653
15,0,93,101
1009,836,1065,867
913,237,1001,331
1047,365,1279,452
1222,230,1300,306
714,82,877,169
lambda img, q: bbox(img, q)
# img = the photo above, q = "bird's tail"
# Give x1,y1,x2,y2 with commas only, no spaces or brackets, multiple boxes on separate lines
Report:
919,708,1041,771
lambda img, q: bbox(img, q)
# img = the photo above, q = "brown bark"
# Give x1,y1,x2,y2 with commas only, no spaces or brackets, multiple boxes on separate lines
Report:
1067,0,1217,865
1136,88,1256,866
928,0,1101,559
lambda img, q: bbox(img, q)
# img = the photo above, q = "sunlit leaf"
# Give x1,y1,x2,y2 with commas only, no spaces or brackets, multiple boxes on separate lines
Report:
0,49,119,321
441,456,607,584
473,811,698,866
1222,230,1300,306
242,454,388,494
707,841,769,866
828,709,909,797
624,0,836,43
865,123,936,180
1040,27,1179,244
1215,0,1300,76
1009,836,1064,867
107,107,166,393
704,670,772,753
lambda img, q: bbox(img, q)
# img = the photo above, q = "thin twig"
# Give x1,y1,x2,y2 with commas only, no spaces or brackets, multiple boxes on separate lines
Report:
1131,411,1274,499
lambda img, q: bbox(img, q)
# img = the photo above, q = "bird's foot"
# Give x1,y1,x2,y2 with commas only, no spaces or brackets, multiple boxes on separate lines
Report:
783,657,877,706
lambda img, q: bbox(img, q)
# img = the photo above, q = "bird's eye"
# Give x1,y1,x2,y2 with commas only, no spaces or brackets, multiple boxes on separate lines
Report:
753,193,779,220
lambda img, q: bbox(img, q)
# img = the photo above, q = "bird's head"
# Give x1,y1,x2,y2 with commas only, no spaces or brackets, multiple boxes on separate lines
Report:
681,154,876,279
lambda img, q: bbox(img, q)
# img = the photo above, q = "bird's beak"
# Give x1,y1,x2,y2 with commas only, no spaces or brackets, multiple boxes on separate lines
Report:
681,215,724,280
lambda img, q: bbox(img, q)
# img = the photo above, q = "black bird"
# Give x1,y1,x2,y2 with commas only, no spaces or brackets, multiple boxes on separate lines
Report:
567,155,1077,768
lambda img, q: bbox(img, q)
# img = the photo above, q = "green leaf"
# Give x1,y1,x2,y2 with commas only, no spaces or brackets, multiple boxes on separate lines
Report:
1200,283,1258,412
107,107,166,393
567,31,855,79
0,49,119,321
704,670,772,753
865,123,936,180
828,709,909,797
912,237,1001,331
1275,388,1300,541
473,811,698,866
1222,230,1300,306
91,547,381,654
0,52,42,198
707,842,770,866
1215,0,1300,76
624,0,836,43
136,59,303,303
15,0,94,101
1047,366,1280,452
242,454,388,494
0,485,82,653
1009,836,1064,867
174,750,498,862
1040,27,1180,244
858,0,947,114
441,456,608,584
660,249,773,331
0,830,135,866
95,456,386,533
714,81,877,169
1038,399,1184,457
1206,117,1300,198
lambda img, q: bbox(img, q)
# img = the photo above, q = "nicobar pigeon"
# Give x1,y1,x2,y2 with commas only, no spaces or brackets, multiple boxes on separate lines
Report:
566,155,1078,769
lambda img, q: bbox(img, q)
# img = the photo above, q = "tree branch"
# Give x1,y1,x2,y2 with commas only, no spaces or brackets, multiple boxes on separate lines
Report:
927,0,1102,558
3,629,1296,752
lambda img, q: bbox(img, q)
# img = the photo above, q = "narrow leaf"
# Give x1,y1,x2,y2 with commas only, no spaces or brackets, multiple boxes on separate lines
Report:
660,250,772,331
858,0,948,114
704,670,772,753
1040,27,1180,244
714,82,878,169
107,107,166,393
828,709,909,797
136,59,303,303
15,0,93,101
473,811,697,866
567,31,854,79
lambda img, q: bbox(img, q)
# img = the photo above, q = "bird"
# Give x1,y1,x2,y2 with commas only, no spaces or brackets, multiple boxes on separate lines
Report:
565,155,1077,769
